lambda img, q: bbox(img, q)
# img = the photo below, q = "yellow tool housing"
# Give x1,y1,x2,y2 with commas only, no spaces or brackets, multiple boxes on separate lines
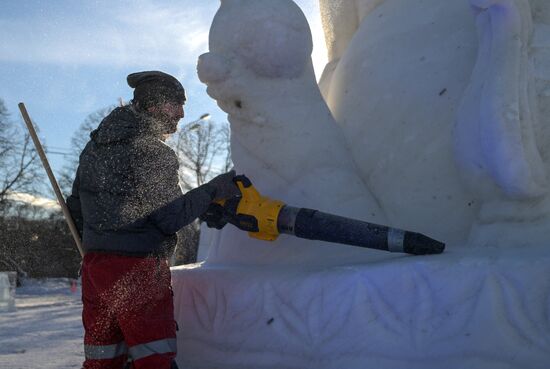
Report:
234,180,285,241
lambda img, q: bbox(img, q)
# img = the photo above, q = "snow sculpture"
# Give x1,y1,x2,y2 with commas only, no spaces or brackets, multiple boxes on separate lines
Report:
318,0,550,248
318,0,479,245
171,0,550,368
455,0,550,246
455,0,547,199
196,0,389,266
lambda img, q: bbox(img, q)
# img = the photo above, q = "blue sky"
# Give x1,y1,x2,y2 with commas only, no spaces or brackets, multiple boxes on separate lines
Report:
0,0,326,177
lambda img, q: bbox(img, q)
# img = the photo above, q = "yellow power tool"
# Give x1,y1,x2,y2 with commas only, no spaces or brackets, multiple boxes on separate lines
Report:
200,175,445,255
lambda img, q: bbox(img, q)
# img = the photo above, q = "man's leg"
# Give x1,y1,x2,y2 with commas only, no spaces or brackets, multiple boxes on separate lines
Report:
116,257,178,369
82,253,128,369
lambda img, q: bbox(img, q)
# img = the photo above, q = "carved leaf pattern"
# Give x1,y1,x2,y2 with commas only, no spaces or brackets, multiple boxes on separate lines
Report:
190,280,227,333
175,258,550,364
496,270,550,353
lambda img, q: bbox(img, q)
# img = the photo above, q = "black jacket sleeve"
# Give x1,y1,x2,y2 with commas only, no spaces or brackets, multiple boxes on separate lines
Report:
65,165,84,239
150,184,216,235
136,142,216,235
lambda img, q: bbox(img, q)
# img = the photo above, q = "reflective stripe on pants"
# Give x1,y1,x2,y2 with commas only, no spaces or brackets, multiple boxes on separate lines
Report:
129,338,177,361
84,338,177,361
84,342,128,360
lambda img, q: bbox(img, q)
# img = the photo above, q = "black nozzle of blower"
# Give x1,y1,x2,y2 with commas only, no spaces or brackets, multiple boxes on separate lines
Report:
403,232,445,255
280,207,446,255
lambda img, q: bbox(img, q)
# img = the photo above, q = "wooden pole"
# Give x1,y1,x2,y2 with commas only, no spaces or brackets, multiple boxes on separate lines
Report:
18,103,85,258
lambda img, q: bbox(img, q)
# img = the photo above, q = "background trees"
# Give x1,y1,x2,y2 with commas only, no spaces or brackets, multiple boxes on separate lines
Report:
172,113,232,189
0,98,76,280
169,114,232,264
0,98,42,216
0,100,233,277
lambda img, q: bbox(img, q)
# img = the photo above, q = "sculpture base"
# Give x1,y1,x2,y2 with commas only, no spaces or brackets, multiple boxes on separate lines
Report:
172,247,550,369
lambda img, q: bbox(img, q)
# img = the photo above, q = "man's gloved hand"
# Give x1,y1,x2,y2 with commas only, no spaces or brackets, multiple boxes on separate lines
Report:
206,170,241,201
199,203,228,229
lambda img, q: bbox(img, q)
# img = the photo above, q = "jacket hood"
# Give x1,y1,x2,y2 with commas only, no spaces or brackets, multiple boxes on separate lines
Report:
91,105,162,144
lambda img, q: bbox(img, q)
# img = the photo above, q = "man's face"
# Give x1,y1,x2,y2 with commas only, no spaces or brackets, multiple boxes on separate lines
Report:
148,101,185,134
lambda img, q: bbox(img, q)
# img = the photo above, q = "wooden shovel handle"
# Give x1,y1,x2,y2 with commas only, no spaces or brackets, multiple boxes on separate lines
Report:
18,103,85,258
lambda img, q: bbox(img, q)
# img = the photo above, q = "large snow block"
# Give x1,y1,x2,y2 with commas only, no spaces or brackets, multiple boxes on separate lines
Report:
172,248,550,369
0,272,16,313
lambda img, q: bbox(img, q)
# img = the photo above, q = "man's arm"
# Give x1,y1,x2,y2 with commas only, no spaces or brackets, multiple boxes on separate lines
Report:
134,143,213,235
150,184,215,235
137,142,239,236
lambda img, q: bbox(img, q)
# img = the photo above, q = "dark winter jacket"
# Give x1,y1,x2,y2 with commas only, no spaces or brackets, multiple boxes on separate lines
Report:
66,105,215,257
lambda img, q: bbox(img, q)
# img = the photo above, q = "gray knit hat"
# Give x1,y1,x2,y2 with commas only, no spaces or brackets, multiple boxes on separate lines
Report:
127,71,186,107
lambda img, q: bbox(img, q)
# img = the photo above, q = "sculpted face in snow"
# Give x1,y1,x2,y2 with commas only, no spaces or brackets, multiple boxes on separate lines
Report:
198,0,550,263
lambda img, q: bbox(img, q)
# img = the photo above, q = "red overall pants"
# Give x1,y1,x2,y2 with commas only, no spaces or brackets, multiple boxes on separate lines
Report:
81,252,177,369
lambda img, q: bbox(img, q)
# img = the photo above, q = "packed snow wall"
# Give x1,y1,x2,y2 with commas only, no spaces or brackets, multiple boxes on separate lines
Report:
172,0,550,368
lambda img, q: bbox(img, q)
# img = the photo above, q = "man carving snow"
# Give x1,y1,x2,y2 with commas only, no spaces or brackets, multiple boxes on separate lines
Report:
66,71,239,369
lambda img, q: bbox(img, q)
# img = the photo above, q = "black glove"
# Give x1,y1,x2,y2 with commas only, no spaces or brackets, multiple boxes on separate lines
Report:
206,170,241,201
199,203,228,229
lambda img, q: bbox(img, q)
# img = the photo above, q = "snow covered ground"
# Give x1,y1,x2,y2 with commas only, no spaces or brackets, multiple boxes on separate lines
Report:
0,279,84,369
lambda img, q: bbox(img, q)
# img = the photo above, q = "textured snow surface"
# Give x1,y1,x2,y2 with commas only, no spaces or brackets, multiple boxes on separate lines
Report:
172,247,550,369
198,0,387,266
199,0,550,255
185,0,550,368
455,0,547,199
0,279,83,369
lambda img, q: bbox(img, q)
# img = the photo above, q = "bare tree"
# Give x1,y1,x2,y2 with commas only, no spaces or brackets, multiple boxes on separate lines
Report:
0,98,55,279
167,115,233,265
219,123,233,173
0,98,42,215
172,114,233,190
